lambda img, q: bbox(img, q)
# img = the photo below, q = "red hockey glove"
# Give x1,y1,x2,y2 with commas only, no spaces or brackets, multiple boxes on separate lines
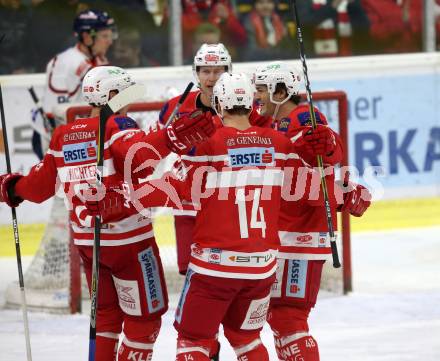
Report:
299,124,336,157
249,109,273,128
338,182,372,217
84,184,130,224
0,173,24,208
166,110,216,154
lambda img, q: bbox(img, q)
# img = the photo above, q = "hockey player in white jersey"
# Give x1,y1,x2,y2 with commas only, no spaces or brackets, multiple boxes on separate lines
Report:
32,8,116,158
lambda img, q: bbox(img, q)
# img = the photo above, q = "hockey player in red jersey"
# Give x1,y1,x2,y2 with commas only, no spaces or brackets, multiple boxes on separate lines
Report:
253,61,371,361
158,43,232,276
0,66,216,361
171,72,322,361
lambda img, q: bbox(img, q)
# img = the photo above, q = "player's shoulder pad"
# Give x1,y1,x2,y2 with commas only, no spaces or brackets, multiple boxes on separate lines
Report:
110,115,139,131
292,105,327,127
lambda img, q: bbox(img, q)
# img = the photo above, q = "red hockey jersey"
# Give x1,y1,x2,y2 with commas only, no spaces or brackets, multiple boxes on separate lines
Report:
275,104,340,260
14,114,173,247
178,125,315,279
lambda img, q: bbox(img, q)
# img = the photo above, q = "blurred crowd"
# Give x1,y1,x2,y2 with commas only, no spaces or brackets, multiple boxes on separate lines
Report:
0,0,435,75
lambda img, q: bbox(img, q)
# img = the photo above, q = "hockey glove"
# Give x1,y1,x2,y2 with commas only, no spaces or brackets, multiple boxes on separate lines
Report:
297,124,336,157
337,179,372,217
166,110,216,154
249,109,273,128
0,173,24,208
84,183,131,224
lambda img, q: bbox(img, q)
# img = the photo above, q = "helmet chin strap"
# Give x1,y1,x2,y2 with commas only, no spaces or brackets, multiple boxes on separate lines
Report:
212,97,225,125
269,91,290,120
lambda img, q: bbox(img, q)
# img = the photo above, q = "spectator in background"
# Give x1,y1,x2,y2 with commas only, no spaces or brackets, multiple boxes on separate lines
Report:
242,0,296,61
29,0,88,72
0,0,35,74
295,0,370,57
181,0,247,61
98,0,169,65
361,0,422,53
184,22,221,64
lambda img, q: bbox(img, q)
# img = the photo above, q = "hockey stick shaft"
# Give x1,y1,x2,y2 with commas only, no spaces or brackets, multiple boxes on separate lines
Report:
164,82,194,127
88,84,145,361
291,0,341,268
0,86,33,360
28,86,55,132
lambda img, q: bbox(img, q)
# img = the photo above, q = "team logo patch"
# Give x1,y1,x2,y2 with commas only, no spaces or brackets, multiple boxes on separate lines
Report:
113,276,141,316
228,147,275,167
286,260,307,298
114,116,139,130
297,111,324,126
208,248,222,264
62,141,97,164
240,294,271,330
278,117,291,132
318,232,328,247
175,269,194,324
138,247,166,314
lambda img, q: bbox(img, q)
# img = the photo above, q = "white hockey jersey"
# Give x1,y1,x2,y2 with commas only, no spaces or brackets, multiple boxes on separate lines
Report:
43,44,108,116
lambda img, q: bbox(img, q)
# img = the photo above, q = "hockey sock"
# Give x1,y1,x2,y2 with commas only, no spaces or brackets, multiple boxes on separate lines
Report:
118,337,154,361
233,340,269,361
176,337,216,361
95,332,119,361
274,333,319,361
210,339,221,361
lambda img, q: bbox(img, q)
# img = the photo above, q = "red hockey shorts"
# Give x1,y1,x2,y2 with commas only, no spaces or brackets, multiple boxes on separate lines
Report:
174,214,196,275
270,259,324,309
78,239,168,332
174,270,275,340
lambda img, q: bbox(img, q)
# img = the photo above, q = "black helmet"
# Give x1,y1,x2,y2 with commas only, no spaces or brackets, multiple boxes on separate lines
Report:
73,9,115,37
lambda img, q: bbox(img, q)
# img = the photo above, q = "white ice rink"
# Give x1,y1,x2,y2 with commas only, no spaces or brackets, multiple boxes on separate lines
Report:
1,227,440,361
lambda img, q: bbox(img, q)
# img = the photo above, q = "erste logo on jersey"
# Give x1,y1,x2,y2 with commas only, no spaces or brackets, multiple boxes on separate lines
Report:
228,147,275,167
62,141,97,164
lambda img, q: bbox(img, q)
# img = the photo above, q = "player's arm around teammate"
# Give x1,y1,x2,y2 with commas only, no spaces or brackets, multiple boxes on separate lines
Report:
0,66,215,361
252,61,371,361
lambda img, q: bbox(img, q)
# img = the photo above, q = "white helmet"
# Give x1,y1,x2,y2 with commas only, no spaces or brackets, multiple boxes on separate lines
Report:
212,73,254,113
82,66,135,106
254,61,302,105
193,43,232,79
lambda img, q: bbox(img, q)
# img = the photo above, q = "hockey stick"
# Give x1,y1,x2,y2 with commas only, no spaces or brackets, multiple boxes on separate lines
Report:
88,83,145,361
291,0,341,268
164,82,194,127
0,86,33,360
28,87,57,133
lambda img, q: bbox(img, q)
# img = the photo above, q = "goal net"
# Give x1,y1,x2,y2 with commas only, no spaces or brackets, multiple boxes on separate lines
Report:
5,91,350,313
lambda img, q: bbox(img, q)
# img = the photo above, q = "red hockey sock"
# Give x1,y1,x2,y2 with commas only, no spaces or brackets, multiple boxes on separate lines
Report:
234,340,269,361
95,333,119,361
176,337,215,361
274,333,319,361
118,337,154,361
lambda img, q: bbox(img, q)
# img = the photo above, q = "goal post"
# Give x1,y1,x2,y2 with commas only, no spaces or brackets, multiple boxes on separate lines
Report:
4,90,351,314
